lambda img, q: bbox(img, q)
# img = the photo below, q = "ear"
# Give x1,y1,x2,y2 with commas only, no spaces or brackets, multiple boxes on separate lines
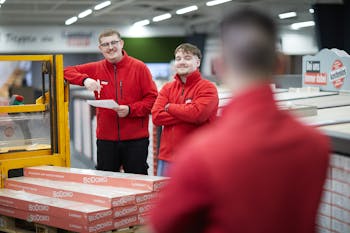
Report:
212,56,225,76
120,39,125,49
196,57,201,68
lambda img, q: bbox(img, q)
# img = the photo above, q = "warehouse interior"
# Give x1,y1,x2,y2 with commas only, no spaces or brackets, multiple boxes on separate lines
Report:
0,0,350,232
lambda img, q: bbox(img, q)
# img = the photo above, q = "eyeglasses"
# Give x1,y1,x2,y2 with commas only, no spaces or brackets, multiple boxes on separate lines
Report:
100,40,121,48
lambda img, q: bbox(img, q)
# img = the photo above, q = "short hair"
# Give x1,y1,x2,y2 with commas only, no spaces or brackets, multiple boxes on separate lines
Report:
174,43,202,60
98,29,121,43
220,7,277,75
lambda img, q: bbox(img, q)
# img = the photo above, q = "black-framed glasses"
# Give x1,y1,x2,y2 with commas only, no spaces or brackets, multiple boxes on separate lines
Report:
100,40,121,48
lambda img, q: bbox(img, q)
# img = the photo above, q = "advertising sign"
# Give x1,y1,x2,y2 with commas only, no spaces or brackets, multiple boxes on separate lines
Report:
302,49,350,91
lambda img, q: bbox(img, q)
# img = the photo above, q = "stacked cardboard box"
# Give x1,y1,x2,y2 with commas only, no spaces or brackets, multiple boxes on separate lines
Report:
0,166,168,233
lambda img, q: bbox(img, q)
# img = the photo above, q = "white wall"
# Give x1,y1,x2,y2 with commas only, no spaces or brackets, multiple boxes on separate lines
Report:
0,25,185,53
202,28,319,77
279,29,318,55
1,24,318,75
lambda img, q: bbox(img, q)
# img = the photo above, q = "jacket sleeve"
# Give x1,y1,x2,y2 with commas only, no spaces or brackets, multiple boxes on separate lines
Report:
167,82,218,124
151,83,182,126
149,152,213,233
128,66,158,118
64,63,97,86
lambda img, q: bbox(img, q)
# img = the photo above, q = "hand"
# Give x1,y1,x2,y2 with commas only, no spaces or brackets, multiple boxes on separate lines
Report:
83,78,100,92
114,105,130,118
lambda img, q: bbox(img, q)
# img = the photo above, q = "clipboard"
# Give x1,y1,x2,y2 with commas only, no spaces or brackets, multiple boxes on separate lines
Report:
86,99,119,109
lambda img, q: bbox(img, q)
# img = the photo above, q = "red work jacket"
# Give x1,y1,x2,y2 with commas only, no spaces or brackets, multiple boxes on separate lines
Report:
64,52,158,141
152,70,218,162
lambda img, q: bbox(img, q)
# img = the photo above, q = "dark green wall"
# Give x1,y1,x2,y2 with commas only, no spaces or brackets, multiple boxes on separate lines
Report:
123,37,185,63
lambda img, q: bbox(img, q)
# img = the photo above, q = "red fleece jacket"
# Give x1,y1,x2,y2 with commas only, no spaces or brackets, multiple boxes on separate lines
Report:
152,70,218,162
64,51,158,141
150,84,330,233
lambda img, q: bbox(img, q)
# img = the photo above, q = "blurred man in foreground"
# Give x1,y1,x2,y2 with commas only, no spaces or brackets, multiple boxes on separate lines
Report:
149,7,330,233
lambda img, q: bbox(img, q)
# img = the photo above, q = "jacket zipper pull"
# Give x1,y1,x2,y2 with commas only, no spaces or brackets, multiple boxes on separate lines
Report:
120,81,123,99
181,85,185,96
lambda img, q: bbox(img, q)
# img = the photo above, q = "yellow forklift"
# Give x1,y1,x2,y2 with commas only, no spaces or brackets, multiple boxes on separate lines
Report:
0,55,70,187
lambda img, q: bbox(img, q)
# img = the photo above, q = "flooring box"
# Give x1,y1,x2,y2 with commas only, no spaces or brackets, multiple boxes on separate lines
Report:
137,203,155,215
4,177,150,208
113,215,138,229
113,205,138,218
0,189,113,223
24,166,169,191
136,191,158,204
0,205,114,233
138,214,150,225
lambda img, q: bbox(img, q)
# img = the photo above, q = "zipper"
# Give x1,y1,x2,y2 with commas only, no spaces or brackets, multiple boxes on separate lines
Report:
120,80,123,99
171,126,175,157
114,64,121,140
181,84,185,96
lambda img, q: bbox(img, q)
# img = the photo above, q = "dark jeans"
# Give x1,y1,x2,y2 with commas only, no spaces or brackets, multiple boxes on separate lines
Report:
96,138,149,175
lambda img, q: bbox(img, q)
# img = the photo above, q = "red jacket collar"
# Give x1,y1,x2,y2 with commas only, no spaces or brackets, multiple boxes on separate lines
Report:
222,84,276,117
174,70,202,86
104,50,130,68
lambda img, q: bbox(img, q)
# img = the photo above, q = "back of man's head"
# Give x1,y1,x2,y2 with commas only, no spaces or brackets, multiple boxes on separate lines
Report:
220,7,277,77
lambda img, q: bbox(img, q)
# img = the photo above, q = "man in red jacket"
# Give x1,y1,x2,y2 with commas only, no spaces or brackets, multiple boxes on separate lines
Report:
64,29,157,174
149,8,330,233
151,43,218,176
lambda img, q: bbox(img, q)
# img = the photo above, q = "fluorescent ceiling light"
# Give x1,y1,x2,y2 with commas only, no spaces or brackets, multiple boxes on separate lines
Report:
153,13,172,22
94,1,111,10
133,19,150,27
291,21,315,30
309,8,314,14
78,9,92,18
65,16,78,25
176,5,198,15
206,0,232,6
0,0,6,4
278,11,297,19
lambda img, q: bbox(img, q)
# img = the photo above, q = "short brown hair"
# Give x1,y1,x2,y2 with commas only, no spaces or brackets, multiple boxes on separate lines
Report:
174,43,202,60
220,7,277,75
98,29,121,43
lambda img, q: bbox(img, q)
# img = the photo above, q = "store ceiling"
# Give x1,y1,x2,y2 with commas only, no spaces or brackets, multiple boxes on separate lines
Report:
0,0,343,34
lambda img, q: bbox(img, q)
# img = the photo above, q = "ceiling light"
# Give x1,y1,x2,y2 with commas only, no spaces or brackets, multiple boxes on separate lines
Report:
78,9,92,18
206,0,232,6
133,19,150,27
309,8,314,14
65,16,78,26
278,11,297,19
176,5,198,15
152,13,172,22
94,1,111,11
0,0,6,4
291,21,315,30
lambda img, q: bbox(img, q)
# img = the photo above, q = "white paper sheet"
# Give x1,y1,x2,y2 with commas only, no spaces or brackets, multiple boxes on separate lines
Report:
86,99,119,109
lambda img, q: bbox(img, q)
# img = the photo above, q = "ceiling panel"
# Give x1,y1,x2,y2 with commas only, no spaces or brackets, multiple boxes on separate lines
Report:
0,0,343,34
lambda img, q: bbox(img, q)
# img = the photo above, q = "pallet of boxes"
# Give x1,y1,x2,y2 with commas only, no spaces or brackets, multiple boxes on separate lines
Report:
0,166,168,233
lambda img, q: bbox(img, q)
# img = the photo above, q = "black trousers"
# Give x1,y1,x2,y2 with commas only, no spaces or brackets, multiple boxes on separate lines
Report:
96,138,149,175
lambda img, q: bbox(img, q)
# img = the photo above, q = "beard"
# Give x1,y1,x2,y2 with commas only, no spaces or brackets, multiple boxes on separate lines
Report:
176,67,192,76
